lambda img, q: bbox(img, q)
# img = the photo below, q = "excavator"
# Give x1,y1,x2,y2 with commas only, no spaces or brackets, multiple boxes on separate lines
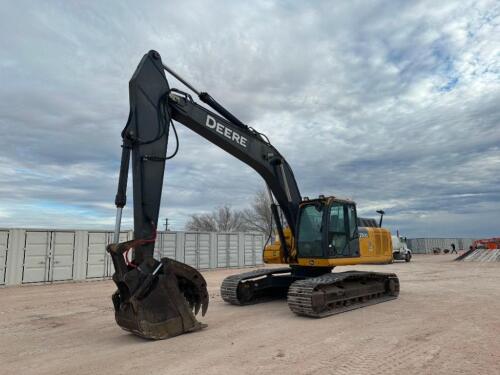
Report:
107,50,399,340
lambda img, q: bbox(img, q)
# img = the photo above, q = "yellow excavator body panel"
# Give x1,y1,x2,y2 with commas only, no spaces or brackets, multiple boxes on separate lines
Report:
263,226,393,266
262,226,294,264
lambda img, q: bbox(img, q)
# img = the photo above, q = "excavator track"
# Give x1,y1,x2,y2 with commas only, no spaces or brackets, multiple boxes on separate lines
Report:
221,267,293,305
287,271,399,318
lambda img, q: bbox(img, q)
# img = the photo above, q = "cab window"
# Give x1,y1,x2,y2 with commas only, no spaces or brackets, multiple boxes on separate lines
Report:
328,203,347,256
329,204,344,232
297,204,324,257
347,205,357,238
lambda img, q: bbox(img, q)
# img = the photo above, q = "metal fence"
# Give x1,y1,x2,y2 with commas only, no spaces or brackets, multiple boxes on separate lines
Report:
407,238,476,254
0,229,265,286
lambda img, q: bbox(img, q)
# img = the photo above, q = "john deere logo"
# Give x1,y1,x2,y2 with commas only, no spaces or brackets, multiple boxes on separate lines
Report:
205,115,248,147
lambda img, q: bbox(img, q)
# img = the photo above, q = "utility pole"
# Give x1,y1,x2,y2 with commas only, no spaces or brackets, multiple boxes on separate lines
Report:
164,218,169,231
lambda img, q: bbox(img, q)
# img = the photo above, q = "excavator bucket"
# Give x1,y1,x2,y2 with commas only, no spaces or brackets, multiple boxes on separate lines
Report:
107,240,208,339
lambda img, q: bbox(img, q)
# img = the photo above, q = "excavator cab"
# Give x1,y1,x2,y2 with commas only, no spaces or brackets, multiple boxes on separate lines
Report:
296,197,360,260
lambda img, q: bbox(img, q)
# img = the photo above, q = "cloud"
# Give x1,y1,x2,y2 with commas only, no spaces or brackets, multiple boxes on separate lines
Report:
0,0,498,238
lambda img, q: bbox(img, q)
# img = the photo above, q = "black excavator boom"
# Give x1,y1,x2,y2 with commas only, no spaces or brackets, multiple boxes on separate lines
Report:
109,50,302,339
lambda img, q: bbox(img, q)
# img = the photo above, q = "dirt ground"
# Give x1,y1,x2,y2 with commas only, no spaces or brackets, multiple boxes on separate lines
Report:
1,255,499,375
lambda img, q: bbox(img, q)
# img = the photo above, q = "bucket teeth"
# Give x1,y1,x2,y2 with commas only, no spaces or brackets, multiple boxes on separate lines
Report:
163,257,209,317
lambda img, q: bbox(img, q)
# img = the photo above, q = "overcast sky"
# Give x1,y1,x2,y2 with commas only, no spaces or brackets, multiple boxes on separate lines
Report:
0,0,499,238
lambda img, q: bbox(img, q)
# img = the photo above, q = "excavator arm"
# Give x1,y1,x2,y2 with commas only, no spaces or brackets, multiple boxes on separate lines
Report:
167,90,302,254
107,50,302,339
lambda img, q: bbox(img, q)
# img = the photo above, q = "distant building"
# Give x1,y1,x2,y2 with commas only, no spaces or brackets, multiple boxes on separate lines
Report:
407,238,476,254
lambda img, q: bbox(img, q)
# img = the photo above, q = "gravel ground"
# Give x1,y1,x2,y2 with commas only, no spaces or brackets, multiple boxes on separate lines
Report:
1,254,499,375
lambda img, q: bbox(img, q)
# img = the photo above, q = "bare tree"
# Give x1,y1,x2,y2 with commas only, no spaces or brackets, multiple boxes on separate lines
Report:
185,190,277,234
185,205,248,232
241,189,274,234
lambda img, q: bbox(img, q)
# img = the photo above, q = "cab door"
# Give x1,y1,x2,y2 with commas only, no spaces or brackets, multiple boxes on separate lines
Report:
326,202,360,258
